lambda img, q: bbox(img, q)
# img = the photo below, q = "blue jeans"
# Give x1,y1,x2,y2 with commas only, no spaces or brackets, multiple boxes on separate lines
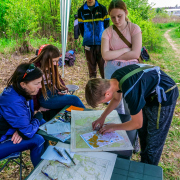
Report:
0,134,44,167
0,119,47,168
39,90,85,109
139,102,176,165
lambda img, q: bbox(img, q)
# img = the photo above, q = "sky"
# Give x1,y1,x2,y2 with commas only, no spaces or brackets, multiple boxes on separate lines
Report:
148,0,179,8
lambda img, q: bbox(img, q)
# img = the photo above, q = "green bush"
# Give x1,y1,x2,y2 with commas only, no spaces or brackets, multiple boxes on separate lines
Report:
0,37,62,54
128,8,160,50
4,0,38,40
174,26,180,38
0,0,9,37
155,22,180,29
0,38,17,53
170,25,180,39
32,0,61,38
0,0,164,52
124,0,152,20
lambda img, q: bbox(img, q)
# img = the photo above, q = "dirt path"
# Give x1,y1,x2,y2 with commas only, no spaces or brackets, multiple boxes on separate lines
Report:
164,29,180,59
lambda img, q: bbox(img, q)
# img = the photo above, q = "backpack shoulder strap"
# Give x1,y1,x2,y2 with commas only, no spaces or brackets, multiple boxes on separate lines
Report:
113,24,132,48
119,65,154,88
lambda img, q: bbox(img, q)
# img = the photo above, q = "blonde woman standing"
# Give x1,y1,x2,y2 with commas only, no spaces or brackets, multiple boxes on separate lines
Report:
101,0,142,114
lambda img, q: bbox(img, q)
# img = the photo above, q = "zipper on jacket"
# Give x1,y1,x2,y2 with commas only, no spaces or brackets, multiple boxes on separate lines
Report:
26,101,31,120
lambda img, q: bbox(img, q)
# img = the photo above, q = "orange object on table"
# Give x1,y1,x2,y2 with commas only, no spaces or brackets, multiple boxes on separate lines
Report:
66,105,84,112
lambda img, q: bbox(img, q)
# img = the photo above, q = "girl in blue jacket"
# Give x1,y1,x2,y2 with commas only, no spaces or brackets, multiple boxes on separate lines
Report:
0,63,46,167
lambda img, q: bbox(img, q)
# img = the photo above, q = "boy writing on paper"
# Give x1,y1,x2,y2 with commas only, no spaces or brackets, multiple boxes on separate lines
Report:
85,64,178,165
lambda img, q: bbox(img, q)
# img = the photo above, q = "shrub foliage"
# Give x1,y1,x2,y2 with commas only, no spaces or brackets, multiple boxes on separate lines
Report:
0,0,161,50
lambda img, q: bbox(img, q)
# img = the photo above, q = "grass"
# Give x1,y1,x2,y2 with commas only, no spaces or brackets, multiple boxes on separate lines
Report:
169,26,180,46
141,27,180,179
0,37,62,54
154,22,180,29
30,37,62,50
0,38,17,54
0,24,180,179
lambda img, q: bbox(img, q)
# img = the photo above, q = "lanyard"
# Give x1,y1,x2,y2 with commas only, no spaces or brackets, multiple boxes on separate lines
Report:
119,64,177,129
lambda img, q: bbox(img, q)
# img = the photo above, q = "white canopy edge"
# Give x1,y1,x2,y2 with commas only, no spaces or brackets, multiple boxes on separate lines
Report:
60,0,72,77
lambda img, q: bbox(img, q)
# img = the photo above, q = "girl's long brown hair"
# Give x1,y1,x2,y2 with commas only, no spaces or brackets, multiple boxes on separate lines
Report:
108,0,129,21
30,45,66,99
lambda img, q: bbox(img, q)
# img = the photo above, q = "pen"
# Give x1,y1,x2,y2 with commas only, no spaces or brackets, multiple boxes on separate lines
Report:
64,149,76,165
41,170,54,180
95,123,101,131
55,160,70,168
59,117,65,122
54,147,67,160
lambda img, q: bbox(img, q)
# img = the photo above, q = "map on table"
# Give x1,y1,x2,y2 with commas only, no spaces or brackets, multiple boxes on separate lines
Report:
51,132,70,142
27,142,117,180
46,122,71,134
41,145,75,164
71,110,133,152
39,117,71,142
39,119,58,132
81,131,124,149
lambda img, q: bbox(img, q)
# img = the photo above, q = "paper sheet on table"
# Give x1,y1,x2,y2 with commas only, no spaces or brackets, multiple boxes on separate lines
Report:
71,110,133,152
39,119,58,132
51,132,71,142
80,131,124,149
41,145,75,164
46,122,71,134
27,142,117,180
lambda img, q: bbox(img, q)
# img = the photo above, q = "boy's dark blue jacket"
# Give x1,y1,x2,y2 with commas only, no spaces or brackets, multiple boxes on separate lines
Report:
0,86,42,142
78,0,109,46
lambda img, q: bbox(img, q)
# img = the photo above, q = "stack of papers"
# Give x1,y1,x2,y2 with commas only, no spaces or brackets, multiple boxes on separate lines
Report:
51,132,71,142
41,145,75,164
46,122,71,134
39,119,71,142
46,122,71,142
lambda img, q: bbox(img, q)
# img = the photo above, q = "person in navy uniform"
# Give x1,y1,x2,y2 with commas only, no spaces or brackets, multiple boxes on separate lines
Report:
78,0,109,78
85,64,179,165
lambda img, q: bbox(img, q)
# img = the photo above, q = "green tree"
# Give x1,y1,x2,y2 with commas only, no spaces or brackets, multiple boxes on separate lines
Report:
33,0,61,38
124,0,152,20
128,8,159,50
0,0,9,38
4,0,38,41
0,0,160,50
